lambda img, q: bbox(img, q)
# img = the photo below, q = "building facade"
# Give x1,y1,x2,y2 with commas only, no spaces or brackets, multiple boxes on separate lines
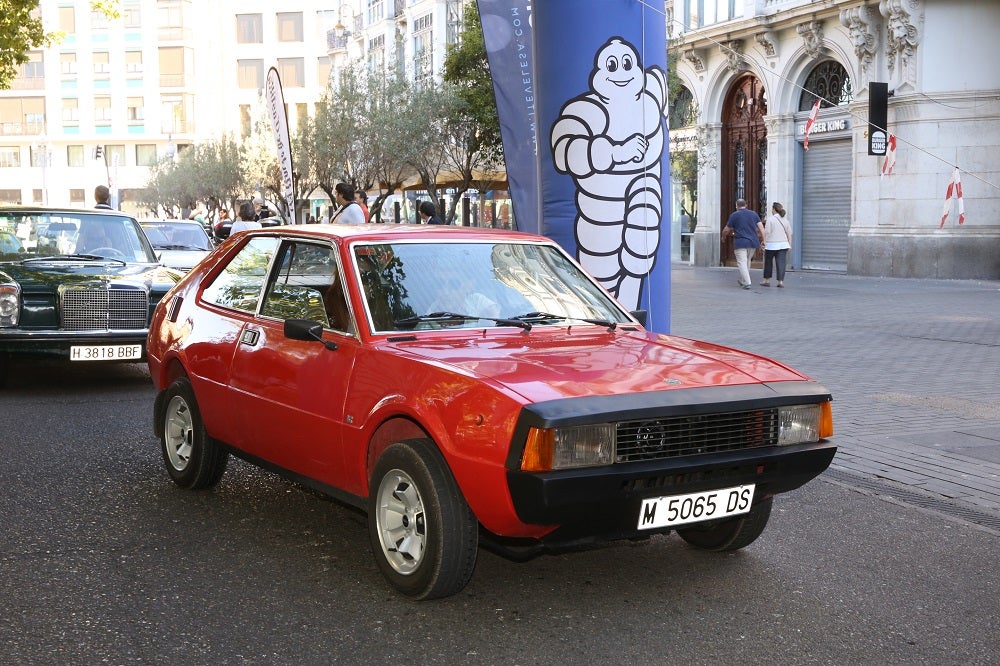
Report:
0,0,466,218
669,0,1000,279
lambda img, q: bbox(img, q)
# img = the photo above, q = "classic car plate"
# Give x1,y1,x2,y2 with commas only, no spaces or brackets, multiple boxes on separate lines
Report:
70,344,143,361
637,484,755,530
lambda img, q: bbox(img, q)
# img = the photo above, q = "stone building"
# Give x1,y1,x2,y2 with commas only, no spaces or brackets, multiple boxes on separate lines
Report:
668,0,1000,279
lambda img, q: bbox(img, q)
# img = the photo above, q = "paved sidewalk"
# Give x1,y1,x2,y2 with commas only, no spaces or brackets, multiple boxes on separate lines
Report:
668,264,1000,530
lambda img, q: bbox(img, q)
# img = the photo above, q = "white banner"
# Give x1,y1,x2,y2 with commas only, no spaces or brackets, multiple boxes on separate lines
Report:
265,67,295,220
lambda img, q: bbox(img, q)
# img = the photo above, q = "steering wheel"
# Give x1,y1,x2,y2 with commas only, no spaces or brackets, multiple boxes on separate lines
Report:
86,246,127,259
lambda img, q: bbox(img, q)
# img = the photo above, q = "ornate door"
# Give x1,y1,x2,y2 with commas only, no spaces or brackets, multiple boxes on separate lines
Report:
720,74,768,265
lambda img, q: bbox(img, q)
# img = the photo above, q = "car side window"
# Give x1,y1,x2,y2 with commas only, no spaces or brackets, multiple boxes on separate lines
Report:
260,240,354,335
202,236,279,313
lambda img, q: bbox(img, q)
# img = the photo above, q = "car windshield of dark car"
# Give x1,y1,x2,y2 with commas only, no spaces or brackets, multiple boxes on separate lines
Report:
0,212,159,263
353,241,633,333
141,222,212,251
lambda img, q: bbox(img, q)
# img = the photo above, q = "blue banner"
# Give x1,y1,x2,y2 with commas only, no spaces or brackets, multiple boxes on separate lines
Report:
536,0,671,332
477,0,539,234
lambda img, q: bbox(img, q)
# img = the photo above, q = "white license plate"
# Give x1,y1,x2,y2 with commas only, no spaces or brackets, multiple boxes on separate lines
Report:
637,484,755,530
69,344,143,361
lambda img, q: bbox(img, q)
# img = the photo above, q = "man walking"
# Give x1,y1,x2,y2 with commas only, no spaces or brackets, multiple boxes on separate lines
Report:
94,185,113,210
724,198,761,290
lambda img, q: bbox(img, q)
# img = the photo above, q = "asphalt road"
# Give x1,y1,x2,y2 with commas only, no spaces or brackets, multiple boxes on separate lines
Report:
1,360,996,665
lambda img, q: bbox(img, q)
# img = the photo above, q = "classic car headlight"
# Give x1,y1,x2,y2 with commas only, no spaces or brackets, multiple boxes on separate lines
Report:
0,283,20,327
777,403,833,445
521,424,615,471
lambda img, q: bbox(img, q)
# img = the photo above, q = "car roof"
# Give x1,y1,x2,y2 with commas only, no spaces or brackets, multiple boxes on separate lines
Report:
0,205,136,220
239,223,546,244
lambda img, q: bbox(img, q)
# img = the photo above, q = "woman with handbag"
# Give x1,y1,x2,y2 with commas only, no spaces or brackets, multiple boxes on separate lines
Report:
758,202,793,287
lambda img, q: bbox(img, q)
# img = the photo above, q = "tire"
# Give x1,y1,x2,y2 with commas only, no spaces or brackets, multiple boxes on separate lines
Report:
159,377,228,489
368,439,478,600
676,497,773,552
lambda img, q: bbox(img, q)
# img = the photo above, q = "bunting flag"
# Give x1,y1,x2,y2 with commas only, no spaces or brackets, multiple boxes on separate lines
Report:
265,67,295,221
940,168,965,227
803,98,821,151
881,133,896,177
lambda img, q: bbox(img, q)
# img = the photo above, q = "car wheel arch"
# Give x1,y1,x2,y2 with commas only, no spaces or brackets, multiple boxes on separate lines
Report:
365,416,431,493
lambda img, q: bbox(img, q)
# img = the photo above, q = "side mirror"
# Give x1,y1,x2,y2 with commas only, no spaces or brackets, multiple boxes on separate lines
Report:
630,309,648,327
284,318,338,351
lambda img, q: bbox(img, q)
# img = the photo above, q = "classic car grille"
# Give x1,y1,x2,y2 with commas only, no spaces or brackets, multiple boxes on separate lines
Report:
615,409,779,463
61,287,149,331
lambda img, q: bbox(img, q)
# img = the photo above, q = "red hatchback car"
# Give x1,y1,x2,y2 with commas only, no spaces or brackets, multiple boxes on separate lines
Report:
147,224,835,599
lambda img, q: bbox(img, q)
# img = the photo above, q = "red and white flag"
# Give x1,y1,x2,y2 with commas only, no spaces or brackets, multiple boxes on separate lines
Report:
881,133,896,177
940,168,965,227
803,99,821,151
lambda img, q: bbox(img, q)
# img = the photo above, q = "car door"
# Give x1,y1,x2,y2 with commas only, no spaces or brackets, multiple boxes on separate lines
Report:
227,238,358,486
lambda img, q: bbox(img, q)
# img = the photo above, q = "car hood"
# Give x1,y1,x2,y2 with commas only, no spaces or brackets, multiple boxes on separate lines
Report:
383,328,812,403
0,260,180,291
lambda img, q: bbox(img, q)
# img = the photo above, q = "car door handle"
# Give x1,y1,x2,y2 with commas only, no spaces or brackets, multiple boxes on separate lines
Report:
240,328,260,347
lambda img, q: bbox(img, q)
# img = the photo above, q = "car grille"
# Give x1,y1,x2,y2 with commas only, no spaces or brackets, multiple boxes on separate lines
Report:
615,409,779,463
61,287,149,331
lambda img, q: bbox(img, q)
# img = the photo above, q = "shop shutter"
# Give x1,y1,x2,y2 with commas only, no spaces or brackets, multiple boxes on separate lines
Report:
800,139,851,271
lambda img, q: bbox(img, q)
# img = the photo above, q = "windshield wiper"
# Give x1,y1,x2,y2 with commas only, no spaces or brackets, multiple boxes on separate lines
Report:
510,311,618,331
21,253,127,266
394,311,532,331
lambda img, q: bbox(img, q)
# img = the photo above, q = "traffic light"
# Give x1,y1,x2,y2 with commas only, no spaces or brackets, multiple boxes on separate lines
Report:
94,145,104,160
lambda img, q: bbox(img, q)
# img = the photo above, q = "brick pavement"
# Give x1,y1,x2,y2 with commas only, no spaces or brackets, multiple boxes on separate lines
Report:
668,263,1000,528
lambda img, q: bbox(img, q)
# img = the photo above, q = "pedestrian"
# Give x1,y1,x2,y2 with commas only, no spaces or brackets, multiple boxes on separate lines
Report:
758,201,793,288
723,198,761,290
355,190,370,222
229,201,262,235
94,185,113,210
419,200,446,225
252,195,271,221
331,183,366,225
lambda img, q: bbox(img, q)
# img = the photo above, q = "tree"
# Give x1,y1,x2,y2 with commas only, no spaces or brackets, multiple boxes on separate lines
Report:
140,135,245,219
1,1,120,90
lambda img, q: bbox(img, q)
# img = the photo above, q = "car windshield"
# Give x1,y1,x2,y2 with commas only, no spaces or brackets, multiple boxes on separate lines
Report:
141,221,213,251
353,240,633,333
0,211,159,263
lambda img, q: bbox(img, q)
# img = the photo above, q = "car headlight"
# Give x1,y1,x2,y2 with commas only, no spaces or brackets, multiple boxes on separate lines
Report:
777,403,833,445
521,424,615,471
0,283,20,327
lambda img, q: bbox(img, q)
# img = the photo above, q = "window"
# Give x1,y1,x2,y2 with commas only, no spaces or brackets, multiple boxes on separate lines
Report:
127,97,144,123
94,96,112,123
681,0,736,30
123,3,142,28
669,86,697,128
239,104,252,138
276,12,304,42
67,145,85,167
799,60,853,110
278,58,304,88
262,241,353,333
21,52,44,81
367,0,385,24
70,189,86,204
0,148,21,168
317,56,331,86
160,94,191,134
238,59,265,89
30,145,50,168
0,97,45,134
60,53,77,75
236,14,263,43
203,237,281,313
93,51,110,75
413,13,433,85
368,35,385,76
158,47,187,87
136,144,157,166
33,189,44,204
0,189,22,203
62,98,79,123
90,8,111,30
125,50,143,74
59,7,76,33
106,144,126,168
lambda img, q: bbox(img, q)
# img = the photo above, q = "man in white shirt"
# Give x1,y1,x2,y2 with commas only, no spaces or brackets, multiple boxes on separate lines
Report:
230,202,262,235
331,183,366,225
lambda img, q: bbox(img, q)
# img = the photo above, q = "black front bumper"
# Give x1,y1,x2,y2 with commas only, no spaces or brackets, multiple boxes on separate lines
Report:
506,441,836,547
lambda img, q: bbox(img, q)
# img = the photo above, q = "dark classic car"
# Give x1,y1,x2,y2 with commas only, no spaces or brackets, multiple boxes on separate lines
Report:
0,206,183,382
141,219,214,272
147,224,836,599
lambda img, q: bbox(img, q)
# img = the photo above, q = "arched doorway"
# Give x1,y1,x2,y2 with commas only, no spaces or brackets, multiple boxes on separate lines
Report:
720,74,767,265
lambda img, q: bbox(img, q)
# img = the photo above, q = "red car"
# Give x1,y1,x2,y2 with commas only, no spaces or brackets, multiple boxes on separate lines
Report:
147,224,835,599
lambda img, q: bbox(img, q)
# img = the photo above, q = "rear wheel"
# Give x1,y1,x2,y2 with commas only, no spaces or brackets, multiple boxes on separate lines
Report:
368,439,478,600
676,497,773,551
159,377,228,489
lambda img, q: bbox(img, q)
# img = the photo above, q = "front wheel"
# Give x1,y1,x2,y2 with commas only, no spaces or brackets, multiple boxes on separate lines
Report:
368,439,478,600
158,377,228,489
676,497,773,552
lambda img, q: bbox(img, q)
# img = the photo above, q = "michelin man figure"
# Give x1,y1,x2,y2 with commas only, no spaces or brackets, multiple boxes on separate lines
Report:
550,37,668,311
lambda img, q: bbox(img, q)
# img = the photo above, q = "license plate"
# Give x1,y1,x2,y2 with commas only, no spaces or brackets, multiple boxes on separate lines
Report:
637,484,755,530
69,344,143,361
